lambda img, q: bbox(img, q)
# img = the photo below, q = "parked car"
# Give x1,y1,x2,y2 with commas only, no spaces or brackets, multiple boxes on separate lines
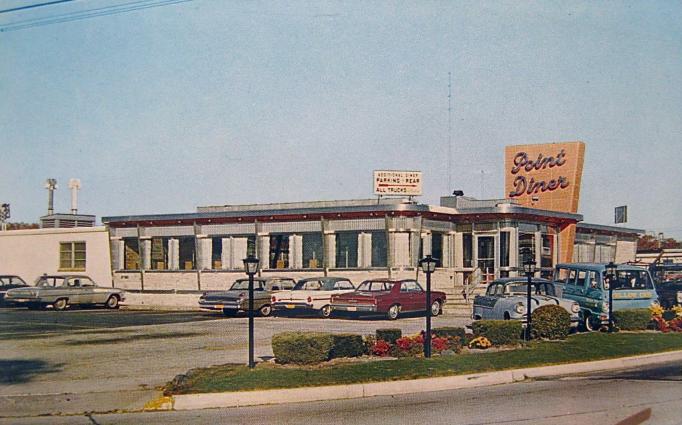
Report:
198,276,295,317
0,275,29,306
654,278,682,309
330,279,446,320
472,278,580,327
4,274,124,310
554,263,659,331
271,276,355,318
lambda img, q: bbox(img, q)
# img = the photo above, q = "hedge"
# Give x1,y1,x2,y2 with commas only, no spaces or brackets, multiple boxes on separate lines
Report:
531,305,571,340
376,328,402,344
272,332,334,365
613,309,652,331
330,334,365,359
471,320,523,346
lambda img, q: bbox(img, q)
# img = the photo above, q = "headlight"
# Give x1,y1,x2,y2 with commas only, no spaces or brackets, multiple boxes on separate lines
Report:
515,302,525,314
601,301,609,312
571,303,580,314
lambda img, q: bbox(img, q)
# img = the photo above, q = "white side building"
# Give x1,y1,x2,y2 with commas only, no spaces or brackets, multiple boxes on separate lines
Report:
0,226,112,286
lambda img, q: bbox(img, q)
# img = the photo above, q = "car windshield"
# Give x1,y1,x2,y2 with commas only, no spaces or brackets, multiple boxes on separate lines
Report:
294,280,323,290
230,280,265,291
357,281,394,292
508,283,555,296
35,277,65,287
611,270,654,290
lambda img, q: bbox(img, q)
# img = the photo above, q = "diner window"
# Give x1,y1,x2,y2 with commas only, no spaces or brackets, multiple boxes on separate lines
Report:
371,231,387,267
518,232,536,264
463,233,473,268
431,233,443,267
151,237,169,270
336,232,359,268
269,235,290,269
303,233,323,269
500,231,510,268
178,237,196,270
541,233,555,268
123,238,140,270
59,241,86,271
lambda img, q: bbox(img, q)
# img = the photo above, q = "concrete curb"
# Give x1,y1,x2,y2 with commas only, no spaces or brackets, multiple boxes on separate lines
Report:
154,349,682,412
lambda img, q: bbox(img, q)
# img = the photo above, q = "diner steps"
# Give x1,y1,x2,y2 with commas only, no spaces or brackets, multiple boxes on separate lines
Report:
438,285,486,318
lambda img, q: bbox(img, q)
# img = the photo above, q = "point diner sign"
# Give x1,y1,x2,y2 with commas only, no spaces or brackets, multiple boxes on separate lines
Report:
373,170,423,196
504,142,585,214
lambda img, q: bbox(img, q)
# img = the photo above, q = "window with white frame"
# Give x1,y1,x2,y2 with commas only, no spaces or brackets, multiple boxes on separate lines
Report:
59,241,86,271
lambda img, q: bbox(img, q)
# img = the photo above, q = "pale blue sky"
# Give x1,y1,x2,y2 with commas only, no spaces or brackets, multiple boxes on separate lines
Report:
1,1,681,237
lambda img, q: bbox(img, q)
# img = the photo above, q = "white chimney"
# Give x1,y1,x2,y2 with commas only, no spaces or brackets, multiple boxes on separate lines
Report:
68,178,81,215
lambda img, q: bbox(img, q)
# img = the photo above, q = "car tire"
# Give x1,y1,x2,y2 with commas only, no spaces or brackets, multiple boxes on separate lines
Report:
583,313,597,332
387,304,400,320
503,312,511,320
259,304,272,317
430,300,441,317
319,305,332,318
105,295,120,309
53,298,68,311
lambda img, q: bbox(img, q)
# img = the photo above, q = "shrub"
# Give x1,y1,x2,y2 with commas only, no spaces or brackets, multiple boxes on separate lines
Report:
613,309,652,331
433,327,466,346
471,320,523,346
363,335,376,355
376,328,402,344
330,334,365,359
272,332,334,365
531,305,571,340
371,340,391,356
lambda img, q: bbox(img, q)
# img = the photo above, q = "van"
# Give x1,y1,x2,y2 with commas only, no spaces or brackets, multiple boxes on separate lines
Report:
553,263,659,331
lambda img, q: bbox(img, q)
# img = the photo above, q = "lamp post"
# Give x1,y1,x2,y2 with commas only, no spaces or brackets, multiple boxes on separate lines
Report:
243,255,260,368
522,251,537,341
419,255,438,358
605,261,617,333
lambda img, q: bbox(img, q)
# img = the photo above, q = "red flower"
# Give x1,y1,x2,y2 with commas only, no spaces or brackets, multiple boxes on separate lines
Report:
372,340,391,356
396,337,414,351
431,337,450,352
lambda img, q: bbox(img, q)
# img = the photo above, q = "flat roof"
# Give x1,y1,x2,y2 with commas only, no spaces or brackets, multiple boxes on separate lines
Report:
102,198,582,226
577,222,644,235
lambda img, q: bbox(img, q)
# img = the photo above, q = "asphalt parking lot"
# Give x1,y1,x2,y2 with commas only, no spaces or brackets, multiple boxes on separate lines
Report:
1,306,470,416
0,308,224,340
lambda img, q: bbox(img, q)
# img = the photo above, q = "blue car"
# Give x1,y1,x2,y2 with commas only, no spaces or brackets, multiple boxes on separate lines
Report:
553,263,659,331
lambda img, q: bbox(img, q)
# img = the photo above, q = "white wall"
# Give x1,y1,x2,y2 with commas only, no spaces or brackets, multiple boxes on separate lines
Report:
0,226,112,286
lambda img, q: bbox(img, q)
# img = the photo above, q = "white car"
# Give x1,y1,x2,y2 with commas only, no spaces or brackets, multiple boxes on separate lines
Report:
472,278,580,327
272,277,355,318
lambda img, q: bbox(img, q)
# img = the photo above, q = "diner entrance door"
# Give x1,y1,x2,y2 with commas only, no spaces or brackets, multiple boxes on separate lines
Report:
476,236,496,284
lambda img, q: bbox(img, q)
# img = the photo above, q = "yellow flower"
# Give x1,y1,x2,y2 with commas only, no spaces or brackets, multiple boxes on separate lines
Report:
650,304,664,318
468,336,492,349
672,305,682,318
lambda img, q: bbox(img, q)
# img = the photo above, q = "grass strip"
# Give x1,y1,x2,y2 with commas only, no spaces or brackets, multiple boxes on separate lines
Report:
167,332,682,395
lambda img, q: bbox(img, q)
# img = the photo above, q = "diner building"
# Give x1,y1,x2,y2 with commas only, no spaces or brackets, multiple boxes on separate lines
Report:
103,195,641,316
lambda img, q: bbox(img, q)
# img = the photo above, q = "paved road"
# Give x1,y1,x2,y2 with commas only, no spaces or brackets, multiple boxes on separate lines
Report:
3,361,680,425
1,307,469,416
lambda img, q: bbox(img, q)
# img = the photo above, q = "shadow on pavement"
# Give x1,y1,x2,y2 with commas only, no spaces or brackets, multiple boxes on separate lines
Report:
0,359,64,384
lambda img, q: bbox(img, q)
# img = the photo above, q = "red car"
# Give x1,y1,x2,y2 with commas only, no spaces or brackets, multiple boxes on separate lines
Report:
330,279,446,320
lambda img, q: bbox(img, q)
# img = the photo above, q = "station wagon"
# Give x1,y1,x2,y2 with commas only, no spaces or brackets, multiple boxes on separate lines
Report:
554,263,659,331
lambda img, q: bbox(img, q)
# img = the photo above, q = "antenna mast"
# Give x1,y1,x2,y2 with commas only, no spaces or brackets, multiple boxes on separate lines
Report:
447,72,452,194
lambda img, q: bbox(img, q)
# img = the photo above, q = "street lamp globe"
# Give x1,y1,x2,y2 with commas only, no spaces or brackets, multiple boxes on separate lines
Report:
523,254,536,275
243,255,260,275
605,261,617,280
419,255,438,273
